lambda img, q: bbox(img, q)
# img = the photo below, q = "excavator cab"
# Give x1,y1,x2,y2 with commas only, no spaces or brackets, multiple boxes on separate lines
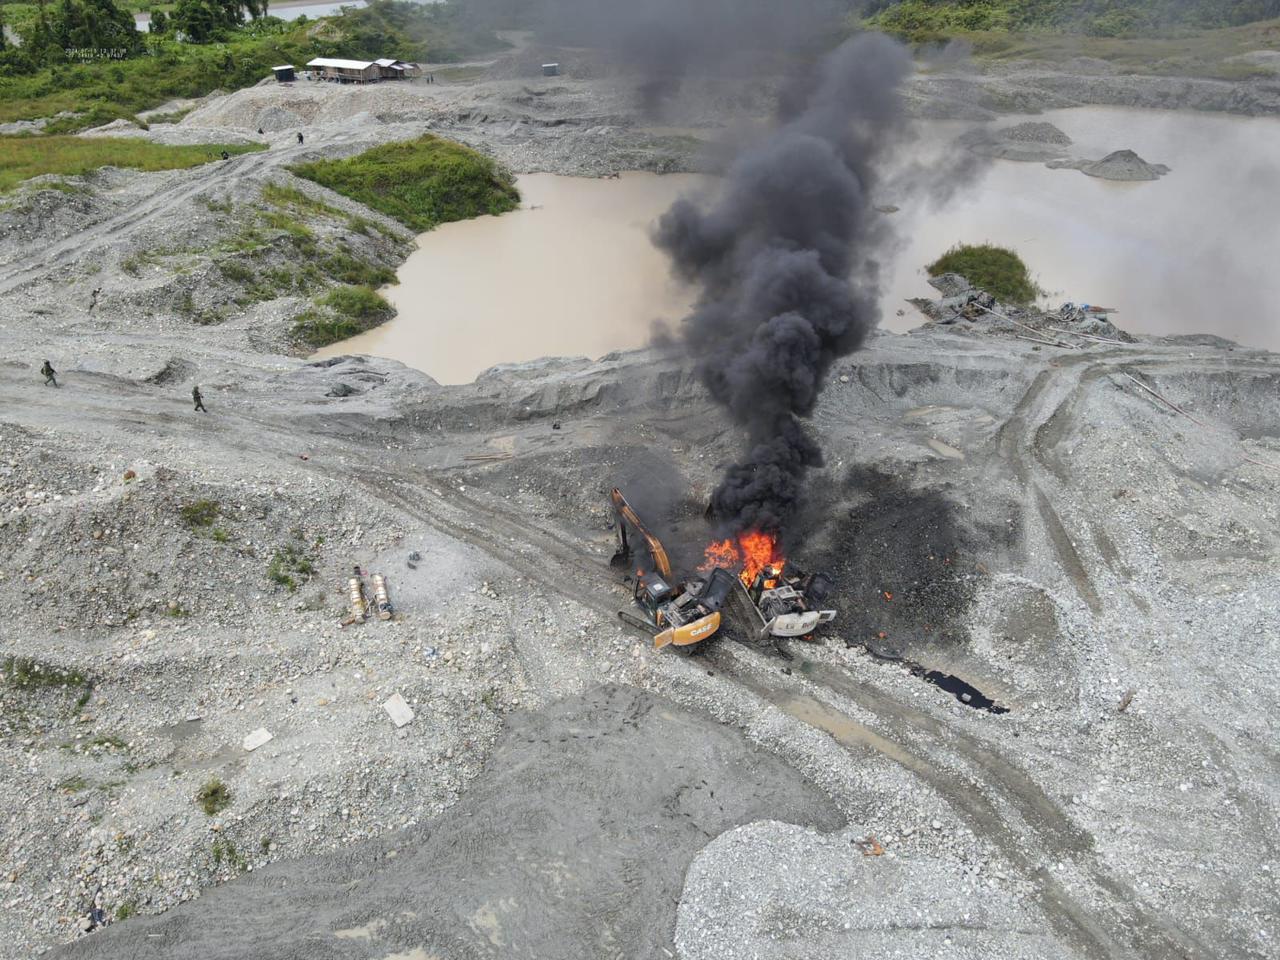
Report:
634,572,674,616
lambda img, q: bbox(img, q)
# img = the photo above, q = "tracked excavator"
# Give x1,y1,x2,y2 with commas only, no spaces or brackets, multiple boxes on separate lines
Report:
609,488,734,651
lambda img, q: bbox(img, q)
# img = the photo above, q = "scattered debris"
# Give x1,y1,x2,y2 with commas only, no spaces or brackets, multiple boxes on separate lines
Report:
382,694,415,728
344,567,368,625
853,836,885,856
242,727,273,751
910,273,1135,345
371,573,393,620
1118,688,1136,713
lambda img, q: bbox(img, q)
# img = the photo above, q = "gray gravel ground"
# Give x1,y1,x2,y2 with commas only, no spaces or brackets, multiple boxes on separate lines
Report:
1,39,1278,960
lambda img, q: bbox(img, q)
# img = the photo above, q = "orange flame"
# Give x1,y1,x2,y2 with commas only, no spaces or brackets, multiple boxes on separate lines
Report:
701,531,786,586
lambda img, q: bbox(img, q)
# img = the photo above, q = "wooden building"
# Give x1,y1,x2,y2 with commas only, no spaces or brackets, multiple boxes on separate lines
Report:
305,57,380,83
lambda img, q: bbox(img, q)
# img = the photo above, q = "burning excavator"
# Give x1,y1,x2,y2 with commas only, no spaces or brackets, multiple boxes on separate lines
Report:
609,488,837,653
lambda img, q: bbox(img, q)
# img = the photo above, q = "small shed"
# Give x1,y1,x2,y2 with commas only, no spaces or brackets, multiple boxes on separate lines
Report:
374,58,421,81
542,62,560,77
272,64,295,83
306,57,379,83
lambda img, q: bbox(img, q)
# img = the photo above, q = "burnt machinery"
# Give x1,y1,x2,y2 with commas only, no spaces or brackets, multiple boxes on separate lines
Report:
740,564,836,640
610,488,731,650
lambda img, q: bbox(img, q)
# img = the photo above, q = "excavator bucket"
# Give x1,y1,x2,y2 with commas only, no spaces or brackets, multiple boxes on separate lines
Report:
653,611,721,649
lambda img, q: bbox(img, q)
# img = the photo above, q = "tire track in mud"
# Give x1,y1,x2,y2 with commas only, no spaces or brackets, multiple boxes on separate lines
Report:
351,466,1209,960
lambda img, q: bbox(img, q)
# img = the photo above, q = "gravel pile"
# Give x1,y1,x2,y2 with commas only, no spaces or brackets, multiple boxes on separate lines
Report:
1047,148,1172,180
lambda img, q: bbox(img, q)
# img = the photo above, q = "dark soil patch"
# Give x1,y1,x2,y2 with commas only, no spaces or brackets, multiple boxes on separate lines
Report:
801,467,1017,658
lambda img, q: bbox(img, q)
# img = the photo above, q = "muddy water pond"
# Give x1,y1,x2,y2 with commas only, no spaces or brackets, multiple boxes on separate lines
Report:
314,172,704,384
314,107,1280,383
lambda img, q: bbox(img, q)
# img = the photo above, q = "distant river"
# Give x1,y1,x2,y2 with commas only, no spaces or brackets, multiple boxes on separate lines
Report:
314,106,1280,384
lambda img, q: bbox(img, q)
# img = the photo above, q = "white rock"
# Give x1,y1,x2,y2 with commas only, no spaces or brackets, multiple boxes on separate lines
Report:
242,728,273,751
382,693,415,728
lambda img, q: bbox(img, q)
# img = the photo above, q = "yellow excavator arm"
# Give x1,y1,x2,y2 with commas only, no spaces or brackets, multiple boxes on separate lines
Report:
610,488,672,581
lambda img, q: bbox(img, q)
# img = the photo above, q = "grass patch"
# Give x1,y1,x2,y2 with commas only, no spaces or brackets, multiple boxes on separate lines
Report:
211,527,231,543
114,901,139,921
211,839,247,871
0,135,264,194
927,243,1040,304
320,284,392,321
2,655,87,689
218,260,254,284
179,499,220,528
321,250,396,287
267,543,316,592
291,285,393,347
60,775,91,793
196,777,232,815
290,310,364,348
290,134,520,233
146,107,195,125
262,182,343,218
261,209,315,242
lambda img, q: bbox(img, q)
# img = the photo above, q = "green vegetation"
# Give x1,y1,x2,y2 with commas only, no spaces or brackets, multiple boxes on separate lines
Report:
262,182,341,218
928,243,1039,304
2,655,87,689
321,283,391,320
211,838,247,870
114,901,138,921
291,284,393,347
146,106,196,125
866,1,1280,38
290,135,520,232
0,2,506,133
267,542,315,591
196,777,231,815
60,775,91,793
179,498,220,527
321,250,396,287
0,135,262,194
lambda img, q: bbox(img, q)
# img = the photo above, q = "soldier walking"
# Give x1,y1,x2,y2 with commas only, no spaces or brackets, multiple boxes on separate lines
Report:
88,287,101,313
41,359,57,387
296,131,304,145
192,384,207,413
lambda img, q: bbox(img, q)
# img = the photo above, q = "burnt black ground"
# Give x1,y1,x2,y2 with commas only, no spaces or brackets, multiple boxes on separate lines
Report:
802,467,1019,660
54,685,840,960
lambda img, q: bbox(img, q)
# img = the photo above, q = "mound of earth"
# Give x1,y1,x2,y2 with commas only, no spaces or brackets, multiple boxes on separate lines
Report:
959,121,1073,162
676,822,1077,960
51,686,841,960
1047,149,1170,181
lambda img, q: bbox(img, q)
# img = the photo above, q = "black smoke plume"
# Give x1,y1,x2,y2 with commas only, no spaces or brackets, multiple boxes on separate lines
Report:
653,32,912,540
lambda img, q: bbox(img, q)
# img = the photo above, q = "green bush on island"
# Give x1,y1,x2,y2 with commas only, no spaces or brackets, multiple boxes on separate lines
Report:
927,243,1040,304
289,134,520,232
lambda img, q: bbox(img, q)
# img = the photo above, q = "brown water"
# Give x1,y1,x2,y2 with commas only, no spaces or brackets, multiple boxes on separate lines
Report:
314,173,704,384
882,106,1280,349
314,107,1280,382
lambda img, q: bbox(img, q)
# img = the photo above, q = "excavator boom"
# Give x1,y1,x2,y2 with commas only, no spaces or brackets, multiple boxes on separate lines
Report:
609,488,672,580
